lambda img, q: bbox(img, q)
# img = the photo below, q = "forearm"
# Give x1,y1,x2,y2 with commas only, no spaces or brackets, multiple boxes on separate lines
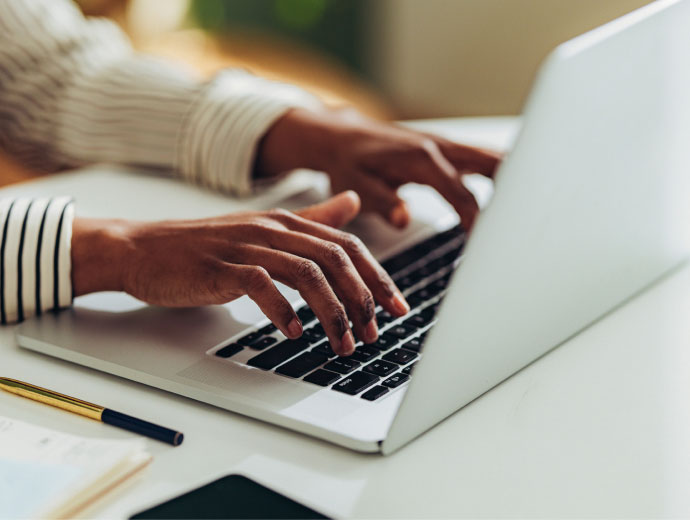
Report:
0,0,319,196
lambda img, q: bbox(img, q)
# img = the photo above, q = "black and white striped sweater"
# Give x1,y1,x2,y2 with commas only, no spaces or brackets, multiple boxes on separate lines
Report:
0,0,318,323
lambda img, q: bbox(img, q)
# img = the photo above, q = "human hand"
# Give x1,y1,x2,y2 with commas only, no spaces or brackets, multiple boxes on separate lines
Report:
71,192,409,356
256,108,501,230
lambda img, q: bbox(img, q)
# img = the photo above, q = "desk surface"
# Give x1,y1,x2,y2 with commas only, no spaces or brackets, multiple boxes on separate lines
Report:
2,117,689,518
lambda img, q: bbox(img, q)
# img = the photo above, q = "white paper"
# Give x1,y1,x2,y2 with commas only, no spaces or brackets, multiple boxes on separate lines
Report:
0,416,147,519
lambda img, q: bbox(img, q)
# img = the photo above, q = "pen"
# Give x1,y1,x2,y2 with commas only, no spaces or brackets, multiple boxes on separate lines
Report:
0,377,184,446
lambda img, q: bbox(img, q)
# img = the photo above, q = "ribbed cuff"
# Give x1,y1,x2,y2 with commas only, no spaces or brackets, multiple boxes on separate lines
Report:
0,197,74,324
177,70,321,196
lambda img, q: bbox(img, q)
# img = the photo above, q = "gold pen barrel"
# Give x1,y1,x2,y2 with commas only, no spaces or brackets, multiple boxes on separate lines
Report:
0,378,104,421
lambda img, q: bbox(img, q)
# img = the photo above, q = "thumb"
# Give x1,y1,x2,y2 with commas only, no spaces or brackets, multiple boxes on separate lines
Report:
295,190,361,228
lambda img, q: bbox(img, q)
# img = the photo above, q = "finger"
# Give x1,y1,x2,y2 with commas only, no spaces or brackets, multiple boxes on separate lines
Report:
257,229,378,343
352,170,411,229
429,135,502,179
416,144,482,231
221,264,302,339
295,190,361,229
270,214,410,319
228,245,356,356
433,172,481,231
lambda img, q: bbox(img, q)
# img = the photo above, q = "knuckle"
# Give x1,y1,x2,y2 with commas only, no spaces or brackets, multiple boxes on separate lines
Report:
359,291,376,322
295,259,325,287
321,242,349,267
340,233,365,256
267,207,293,222
279,306,296,324
329,309,349,337
377,270,396,297
243,266,271,291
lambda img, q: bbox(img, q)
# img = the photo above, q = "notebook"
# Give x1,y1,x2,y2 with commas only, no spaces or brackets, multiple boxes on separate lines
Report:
0,416,152,519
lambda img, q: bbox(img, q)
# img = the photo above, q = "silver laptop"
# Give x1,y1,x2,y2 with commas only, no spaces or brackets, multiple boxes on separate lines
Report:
16,0,690,454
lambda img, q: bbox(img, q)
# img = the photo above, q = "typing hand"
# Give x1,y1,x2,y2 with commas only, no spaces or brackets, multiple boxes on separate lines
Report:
256,108,502,230
71,192,409,356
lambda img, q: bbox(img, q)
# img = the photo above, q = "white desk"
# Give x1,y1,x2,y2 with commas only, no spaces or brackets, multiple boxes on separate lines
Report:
2,117,689,518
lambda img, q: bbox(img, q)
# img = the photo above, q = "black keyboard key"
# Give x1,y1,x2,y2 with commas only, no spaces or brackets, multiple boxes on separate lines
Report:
332,371,379,395
420,306,437,319
257,323,277,336
404,313,432,328
407,269,427,283
383,373,410,388
249,336,277,350
415,265,434,278
361,385,389,401
369,333,398,351
312,323,325,335
276,352,328,378
311,342,337,358
297,307,316,323
409,242,433,259
402,363,416,375
363,360,398,377
383,348,418,365
425,279,446,295
376,310,395,325
324,358,361,374
303,327,325,343
396,276,416,290
386,324,417,340
407,288,434,307
434,227,458,242
428,256,451,271
303,369,341,386
247,339,309,370
382,250,419,275
215,343,243,358
237,331,263,346
401,337,423,352
348,346,379,363
441,250,460,266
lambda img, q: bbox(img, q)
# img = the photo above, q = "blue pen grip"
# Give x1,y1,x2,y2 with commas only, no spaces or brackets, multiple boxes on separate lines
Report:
101,408,183,446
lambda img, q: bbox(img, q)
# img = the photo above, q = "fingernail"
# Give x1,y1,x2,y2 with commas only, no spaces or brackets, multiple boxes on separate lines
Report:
389,205,409,228
364,319,379,343
390,292,410,316
287,318,302,339
340,330,356,356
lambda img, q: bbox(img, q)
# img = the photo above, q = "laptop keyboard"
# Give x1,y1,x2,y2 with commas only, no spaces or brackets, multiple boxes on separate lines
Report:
210,225,466,401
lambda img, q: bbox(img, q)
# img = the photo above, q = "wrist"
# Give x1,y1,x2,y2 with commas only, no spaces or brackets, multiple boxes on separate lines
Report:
71,217,132,297
254,107,346,178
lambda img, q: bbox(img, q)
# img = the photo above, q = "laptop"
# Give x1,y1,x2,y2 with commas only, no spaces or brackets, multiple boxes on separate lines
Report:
16,0,690,454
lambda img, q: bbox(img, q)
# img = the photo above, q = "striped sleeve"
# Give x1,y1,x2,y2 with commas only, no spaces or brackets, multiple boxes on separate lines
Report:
0,0,320,196
0,197,74,324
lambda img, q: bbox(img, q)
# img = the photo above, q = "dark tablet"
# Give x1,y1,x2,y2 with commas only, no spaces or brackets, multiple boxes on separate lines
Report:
130,474,329,520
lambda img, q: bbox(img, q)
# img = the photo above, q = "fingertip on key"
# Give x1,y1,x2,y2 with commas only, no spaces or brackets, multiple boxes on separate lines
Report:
340,329,356,356
390,292,410,316
364,319,379,343
389,205,410,229
286,317,303,339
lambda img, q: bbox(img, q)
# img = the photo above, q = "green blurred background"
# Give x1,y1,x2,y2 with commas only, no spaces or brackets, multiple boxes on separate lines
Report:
189,0,368,78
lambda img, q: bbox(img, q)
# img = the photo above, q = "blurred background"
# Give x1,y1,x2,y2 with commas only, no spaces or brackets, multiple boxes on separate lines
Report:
78,0,652,118
1,0,652,184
